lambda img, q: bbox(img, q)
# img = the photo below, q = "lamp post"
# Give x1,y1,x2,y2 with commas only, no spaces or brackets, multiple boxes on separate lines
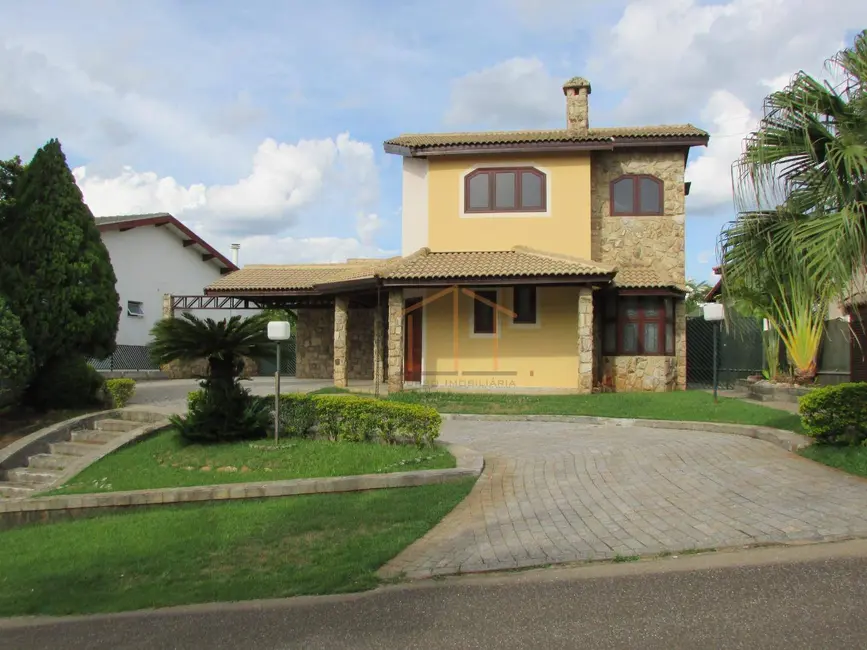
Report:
702,303,725,402
267,321,292,443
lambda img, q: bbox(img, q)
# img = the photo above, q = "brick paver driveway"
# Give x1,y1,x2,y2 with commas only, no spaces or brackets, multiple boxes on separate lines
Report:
381,419,867,578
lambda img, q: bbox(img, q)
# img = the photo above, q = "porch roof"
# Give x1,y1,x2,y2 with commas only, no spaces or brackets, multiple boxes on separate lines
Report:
204,247,691,295
613,267,686,292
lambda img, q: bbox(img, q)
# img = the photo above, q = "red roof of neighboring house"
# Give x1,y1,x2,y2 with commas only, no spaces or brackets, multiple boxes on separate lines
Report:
95,213,238,272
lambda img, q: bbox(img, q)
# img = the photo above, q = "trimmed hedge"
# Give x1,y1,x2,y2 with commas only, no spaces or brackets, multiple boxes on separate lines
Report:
105,378,136,408
186,391,441,447
799,382,867,445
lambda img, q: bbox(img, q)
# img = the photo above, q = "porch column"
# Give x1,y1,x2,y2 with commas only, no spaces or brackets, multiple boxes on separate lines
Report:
373,304,384,392
333,296,349,388
577,287,594,394
162,293,173,319
387,289,404,393
675,299,687,390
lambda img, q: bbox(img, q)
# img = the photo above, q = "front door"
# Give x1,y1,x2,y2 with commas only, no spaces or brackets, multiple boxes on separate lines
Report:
404,298,423,382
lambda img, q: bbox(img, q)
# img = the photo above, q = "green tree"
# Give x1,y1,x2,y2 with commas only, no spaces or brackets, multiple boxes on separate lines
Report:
720,30,867,381
685,279,713,316
0,295,33,409
0,140,120,373
0,156,23,228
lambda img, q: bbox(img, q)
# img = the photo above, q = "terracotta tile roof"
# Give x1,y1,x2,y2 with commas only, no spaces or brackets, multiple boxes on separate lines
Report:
381,247,614,281
614,267,685,291
207,264,359,292
206,247,615,293
383,125,708,150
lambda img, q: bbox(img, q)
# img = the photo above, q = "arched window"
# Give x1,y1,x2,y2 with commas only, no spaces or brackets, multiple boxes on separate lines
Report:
465,167,546,213
610,175,664,216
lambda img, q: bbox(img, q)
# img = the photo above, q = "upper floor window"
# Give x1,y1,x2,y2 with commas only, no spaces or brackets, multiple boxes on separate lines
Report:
610,175,664,216
465,167,546,213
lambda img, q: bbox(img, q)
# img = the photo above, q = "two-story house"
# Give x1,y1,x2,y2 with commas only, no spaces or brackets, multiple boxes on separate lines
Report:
206,77,709,392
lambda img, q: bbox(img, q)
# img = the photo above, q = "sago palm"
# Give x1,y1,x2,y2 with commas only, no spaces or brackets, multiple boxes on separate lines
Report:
149,313,273,386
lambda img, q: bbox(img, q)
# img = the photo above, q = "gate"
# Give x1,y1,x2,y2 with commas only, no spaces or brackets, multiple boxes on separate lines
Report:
686,313,763,389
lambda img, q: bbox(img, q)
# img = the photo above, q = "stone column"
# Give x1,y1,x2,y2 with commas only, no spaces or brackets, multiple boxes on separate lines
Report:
162,293,173,319
675,298,687,390
373,304,384,392
333,296,349,388
387,289,404,393
577,287,594,393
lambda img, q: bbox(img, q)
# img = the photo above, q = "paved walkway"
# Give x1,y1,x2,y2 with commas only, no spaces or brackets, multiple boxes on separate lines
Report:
381,420,867,578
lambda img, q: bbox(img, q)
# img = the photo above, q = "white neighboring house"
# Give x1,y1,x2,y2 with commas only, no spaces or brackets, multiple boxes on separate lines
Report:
96,213,243,348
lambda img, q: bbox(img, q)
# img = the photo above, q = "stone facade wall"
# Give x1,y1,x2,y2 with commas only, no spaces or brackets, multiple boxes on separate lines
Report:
590,149,686,284
295,309,334,379
347,308,375,380
601,356,676,392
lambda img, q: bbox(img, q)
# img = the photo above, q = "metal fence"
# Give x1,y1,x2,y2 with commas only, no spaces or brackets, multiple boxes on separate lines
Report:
88,340,298,376
686,314,853,389
686,313,764,389
88,344,159,371
257,338,297,376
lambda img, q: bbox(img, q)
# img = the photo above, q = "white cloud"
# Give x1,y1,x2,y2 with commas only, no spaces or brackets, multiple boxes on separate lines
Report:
444,57,563,128
213,233,395,266
591,0,863,125
75,133,379,234
685,90,757,214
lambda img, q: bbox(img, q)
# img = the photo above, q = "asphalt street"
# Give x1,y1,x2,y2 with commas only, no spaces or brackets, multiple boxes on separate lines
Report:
4,541,867,650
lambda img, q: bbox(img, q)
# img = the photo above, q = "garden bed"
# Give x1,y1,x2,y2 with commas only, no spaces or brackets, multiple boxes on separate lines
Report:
0,481,475,616
47,427,456,494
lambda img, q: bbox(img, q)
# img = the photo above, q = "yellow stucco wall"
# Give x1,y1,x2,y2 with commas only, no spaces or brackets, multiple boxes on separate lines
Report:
420,286,580,389
426,153,593,258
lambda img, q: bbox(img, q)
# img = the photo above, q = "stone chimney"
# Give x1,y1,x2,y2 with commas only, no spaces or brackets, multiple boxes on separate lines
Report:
563,77,591,133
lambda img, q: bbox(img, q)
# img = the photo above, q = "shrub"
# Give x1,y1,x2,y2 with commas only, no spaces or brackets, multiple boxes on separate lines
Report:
275,394,318,438
0,295,33,409
105,378,136,408
186,391,443,447
173,380,270,442
26,354,105,410
799,383,867,445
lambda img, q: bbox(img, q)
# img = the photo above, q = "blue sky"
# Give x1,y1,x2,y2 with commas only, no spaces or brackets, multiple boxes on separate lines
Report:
1,0,864,284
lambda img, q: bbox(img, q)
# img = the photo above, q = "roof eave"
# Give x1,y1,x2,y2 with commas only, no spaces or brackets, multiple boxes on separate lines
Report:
381,273,615,287
383,135,709,158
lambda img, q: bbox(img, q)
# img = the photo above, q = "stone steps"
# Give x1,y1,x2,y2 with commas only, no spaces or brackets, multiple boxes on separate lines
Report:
0,413,158,500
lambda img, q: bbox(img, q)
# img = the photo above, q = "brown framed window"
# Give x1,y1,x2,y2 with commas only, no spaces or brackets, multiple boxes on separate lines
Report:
610,175,664,216
465,167,546,213
473,289,498,334
513,286,537,324
603,294,674,356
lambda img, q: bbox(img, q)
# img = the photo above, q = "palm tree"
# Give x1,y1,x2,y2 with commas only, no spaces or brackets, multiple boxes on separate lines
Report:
150,313,273,389
719,30,867,381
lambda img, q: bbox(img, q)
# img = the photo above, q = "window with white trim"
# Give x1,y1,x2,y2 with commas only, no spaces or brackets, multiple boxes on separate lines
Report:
127,301,145,318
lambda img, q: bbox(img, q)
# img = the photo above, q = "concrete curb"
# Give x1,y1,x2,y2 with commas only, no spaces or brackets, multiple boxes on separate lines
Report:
441,413,812,453
0,443,483,530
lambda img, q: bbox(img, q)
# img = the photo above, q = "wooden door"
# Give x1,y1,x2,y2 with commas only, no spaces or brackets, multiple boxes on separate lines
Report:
404,298,423,382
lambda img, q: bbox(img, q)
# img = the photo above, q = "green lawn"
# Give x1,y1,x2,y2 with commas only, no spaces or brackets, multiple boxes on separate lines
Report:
800,445,867,478
0,481,474,616
49,428,455,495
389,391,804,433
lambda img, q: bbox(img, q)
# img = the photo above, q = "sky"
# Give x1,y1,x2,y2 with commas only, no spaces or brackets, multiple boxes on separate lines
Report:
1,0,865,285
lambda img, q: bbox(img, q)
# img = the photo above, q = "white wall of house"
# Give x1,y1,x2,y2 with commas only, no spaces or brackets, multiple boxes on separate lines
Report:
101,227,253,347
